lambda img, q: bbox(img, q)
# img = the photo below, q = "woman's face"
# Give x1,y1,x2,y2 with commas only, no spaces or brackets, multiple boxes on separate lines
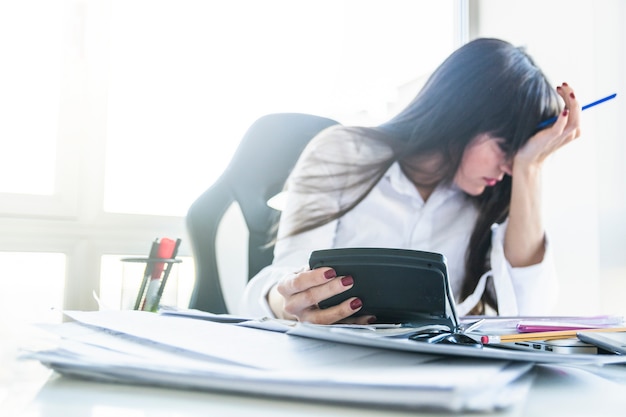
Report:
454,133,513,196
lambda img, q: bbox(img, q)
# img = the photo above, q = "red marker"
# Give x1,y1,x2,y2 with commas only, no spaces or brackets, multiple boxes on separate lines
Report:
142,237,176,311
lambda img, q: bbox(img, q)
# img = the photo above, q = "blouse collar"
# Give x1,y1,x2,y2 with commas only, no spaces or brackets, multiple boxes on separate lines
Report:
384,162,462,207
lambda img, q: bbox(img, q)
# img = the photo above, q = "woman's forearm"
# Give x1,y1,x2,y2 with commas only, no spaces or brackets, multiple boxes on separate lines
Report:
504,83,581,267
504,164,546,267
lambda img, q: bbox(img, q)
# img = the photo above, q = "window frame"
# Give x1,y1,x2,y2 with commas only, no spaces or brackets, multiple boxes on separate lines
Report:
0,0,467,313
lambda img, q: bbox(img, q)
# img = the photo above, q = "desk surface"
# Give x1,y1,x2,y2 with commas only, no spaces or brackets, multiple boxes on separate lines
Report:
4,354,626,417
3,322,626,417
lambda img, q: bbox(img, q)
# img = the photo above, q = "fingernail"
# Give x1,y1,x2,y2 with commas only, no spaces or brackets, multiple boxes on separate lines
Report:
324,269,337,279
341,275,353,286
562,108,569,116
556,85,562,90
350,298,362,310
367,316,377,324
562,82,568,86
570,92,575,99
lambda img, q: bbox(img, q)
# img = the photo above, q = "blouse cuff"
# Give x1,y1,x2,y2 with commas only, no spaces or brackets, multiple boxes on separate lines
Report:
237,266,280,318
237,265,307,318
490,220,558,316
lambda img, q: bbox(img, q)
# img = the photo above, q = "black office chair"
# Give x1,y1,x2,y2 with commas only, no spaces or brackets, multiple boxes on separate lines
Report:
186,113,340,313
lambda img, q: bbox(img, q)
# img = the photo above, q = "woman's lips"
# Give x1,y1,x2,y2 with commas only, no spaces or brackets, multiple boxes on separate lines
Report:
484,178,498,186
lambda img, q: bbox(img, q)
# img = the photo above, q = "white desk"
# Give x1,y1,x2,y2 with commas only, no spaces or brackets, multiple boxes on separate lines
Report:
3,322,626,417
3,353,626,417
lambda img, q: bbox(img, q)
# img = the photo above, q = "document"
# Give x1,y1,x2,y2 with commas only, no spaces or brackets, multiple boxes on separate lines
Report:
286,322,626,365
23,310,534,413
161,308,626,365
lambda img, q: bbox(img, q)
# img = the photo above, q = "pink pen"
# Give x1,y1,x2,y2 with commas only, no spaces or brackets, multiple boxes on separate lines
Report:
517,322,602,333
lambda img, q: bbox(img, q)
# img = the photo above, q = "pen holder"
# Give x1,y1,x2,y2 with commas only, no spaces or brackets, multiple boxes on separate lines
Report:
121,257,182,312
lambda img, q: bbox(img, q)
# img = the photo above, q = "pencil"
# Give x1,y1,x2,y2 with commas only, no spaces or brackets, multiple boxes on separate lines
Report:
481,326,626,344
536,93,617,128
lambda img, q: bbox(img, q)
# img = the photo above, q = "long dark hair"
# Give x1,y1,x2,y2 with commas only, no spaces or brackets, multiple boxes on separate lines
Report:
279,38,561,313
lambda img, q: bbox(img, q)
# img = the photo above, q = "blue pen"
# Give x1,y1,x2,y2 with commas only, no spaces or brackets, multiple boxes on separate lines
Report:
536,93,617,129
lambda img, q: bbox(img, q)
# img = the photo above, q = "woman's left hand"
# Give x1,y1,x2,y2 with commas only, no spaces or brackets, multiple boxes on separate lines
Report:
514,82,582,170
504,82,582,268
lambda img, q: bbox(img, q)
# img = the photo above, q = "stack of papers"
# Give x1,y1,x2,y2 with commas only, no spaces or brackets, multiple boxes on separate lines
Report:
22,310,537,413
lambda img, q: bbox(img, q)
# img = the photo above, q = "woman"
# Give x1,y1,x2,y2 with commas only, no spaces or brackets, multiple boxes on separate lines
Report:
239,38,581,324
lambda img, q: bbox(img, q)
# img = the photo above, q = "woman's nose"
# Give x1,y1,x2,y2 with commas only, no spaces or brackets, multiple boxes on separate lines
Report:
500,159,513,176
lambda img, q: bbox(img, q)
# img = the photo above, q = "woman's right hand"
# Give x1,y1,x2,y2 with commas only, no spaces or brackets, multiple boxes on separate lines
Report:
267,267,374,325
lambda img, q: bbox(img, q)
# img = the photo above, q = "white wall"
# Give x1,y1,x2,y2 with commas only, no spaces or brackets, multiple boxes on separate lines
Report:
473,0,626,315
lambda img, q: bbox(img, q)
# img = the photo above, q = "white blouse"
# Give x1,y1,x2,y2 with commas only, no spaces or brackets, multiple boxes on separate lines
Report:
238,126,558,318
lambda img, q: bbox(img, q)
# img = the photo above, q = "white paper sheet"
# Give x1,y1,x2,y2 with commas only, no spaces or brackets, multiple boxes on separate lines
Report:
21,310,537,412
63,310,430,370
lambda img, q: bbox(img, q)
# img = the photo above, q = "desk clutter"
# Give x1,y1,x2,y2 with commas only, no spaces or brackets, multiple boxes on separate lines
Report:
20,309,626,413
122,237,182,312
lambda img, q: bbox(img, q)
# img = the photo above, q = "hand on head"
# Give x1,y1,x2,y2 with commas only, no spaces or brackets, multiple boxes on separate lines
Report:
513,82,582,170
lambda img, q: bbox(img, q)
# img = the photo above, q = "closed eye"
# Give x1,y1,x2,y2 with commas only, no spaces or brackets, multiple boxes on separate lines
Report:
495,139,512,156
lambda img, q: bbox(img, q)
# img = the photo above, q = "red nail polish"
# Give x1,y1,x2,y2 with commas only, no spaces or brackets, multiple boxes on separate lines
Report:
341,276,354,286
556,86,562,90
367,316,377,324
324,269,337,279
562,108,569,116
562,82,569,86
350,298,362,310
570,92,575,99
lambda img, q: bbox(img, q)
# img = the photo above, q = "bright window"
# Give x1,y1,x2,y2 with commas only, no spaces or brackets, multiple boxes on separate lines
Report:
103,0,456,216
0,1,63,196
0,0,459,319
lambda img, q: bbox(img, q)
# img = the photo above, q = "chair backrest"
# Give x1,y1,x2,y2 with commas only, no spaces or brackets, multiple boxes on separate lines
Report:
186,113,340,313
